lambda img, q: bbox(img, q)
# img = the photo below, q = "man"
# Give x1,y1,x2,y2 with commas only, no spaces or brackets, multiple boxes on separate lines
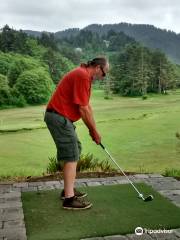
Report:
44,57,109,210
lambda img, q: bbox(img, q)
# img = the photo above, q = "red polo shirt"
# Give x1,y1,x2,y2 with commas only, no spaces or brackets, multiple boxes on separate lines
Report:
47,66,92,122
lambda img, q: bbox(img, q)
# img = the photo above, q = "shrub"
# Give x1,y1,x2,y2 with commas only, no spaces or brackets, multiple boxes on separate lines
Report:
0,59,10,75
9,88,27,107
163,168,180,178
14,68,54,104
7,57,45,87
142,95,148,100
0,52,12,76
104,96,113,100
0,74,11,106
77,153,99,172
14,95,27,107
46,153,115,174
47,157,63,174
76,153,113,172
175,132,180,140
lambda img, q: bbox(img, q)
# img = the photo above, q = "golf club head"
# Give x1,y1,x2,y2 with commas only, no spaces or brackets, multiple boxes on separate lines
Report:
144,195,154,202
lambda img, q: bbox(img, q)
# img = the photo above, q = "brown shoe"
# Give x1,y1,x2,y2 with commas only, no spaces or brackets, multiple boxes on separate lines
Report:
63,196,92,210
60,188,87,200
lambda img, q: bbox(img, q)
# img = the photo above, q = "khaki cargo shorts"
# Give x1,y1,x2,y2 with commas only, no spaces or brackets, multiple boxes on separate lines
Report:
44,111,82,162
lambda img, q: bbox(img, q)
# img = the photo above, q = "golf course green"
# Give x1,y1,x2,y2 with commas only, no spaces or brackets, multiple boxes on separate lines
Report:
0,89,180,177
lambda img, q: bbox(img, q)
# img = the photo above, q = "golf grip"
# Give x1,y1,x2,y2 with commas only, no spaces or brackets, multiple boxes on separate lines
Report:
99,143,142,197
99,143,105,149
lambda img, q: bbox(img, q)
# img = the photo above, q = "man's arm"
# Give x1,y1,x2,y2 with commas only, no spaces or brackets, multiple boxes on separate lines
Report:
79,104,101,144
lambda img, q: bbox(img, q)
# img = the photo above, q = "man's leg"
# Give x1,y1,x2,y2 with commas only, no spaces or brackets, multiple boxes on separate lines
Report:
63,160,92,210
63,161,77,198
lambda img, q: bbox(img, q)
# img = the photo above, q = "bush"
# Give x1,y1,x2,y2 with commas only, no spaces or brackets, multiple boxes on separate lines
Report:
7,57,46,87
142,95,148,100
104,95,113,100
9,88,27,107
13,95,27,107
77,153,99,172
0,52,12,76
0,74,11,106
46,153,115,174
47,157,63,174
0,59,10,75
0,72,27,108
163,168,180,178
14,68,54,104
175,132,180,139
7,60,26,87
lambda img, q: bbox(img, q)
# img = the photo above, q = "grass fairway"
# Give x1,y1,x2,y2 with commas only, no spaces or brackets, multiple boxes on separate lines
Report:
22,184,180,240
0,89,180,177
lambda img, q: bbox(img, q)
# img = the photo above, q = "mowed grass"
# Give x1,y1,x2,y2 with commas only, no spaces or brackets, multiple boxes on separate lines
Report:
22,184,180,240
0,89,180,177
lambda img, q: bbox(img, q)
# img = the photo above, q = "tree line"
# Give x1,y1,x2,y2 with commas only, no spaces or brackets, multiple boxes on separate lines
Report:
0,25,75,107
0,25,180,108
109,44,179,96
56,28,180,96
83,23,180,64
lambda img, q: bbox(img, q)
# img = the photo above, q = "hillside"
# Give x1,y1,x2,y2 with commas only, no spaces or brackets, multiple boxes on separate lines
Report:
1,24,180,106
24,23,180,64
84,23,180,64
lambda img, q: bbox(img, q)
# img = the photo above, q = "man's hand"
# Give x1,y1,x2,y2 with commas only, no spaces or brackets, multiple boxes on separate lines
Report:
89,129,101,144
79,104,101,144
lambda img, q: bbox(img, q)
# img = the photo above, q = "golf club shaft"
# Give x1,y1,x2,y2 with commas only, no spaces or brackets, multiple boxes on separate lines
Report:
100,143,143,198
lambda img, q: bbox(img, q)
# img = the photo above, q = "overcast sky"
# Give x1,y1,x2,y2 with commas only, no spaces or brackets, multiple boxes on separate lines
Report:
0,0,180,33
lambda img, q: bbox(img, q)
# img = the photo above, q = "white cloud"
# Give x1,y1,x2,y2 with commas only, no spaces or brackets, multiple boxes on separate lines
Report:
0,0,180,33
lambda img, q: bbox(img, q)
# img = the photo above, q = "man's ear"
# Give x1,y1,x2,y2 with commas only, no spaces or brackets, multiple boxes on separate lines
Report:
95,65,100,72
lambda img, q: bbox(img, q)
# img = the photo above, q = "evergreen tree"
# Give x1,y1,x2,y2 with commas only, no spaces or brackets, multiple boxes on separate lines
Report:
43,49,75,84
0,25,16,52
110,43,176,96
39,32,57,51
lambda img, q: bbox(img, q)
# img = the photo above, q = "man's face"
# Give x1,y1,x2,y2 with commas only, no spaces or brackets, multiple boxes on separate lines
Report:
94,63,109,80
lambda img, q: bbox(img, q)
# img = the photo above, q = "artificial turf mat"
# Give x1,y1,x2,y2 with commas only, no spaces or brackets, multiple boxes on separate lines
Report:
22,183,180,240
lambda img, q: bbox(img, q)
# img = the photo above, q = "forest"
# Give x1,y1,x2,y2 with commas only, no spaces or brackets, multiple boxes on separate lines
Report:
0,24,180,108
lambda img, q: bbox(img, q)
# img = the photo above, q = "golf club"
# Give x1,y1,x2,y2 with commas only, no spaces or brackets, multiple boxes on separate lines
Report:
99,143,153,202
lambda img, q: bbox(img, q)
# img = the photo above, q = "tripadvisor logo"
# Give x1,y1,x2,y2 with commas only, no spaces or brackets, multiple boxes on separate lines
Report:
135,227,143,235
135,226,173,235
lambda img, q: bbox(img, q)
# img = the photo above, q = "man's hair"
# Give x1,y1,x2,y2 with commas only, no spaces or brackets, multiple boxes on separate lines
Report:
81,57,107,68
